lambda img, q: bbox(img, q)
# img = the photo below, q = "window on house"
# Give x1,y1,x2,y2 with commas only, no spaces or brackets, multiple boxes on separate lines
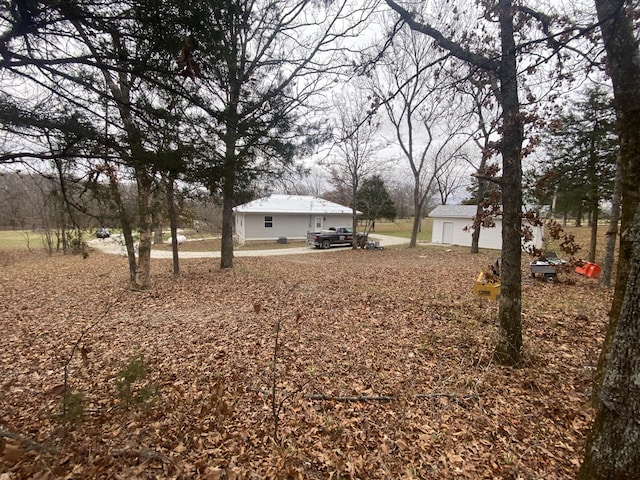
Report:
315,216,323,229
265,216,273,228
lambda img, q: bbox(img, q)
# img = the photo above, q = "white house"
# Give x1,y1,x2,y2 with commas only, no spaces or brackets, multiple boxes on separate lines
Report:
429,204,543,251
233,194,358,244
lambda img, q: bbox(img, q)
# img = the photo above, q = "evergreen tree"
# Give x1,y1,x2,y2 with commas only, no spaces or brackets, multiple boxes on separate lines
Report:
537,86,617,260
540,87,617,222
356,175,397,225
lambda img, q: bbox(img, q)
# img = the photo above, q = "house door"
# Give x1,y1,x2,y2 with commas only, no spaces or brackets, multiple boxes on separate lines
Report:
442,222,454,244
315,216,323,230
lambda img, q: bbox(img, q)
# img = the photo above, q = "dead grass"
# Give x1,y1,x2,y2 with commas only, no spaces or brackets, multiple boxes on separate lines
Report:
0,233,614,478
152,237,309,252
372,217,433,241
542,224,612,262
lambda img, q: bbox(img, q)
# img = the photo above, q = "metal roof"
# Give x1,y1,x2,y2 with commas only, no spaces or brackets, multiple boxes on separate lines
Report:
233,194,359,215
428,204,479,218
429,204,548,219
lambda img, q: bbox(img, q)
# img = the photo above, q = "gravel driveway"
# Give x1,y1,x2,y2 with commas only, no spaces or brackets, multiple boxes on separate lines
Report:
88,234,409,258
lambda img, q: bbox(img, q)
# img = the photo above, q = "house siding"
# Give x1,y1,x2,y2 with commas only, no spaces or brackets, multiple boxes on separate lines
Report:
233,195,358,244
431,216,502,249
429,204,542,251
244,213,307,241
238,213,354,243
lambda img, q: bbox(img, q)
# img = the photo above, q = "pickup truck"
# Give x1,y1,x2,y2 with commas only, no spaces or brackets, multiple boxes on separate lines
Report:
306,226,367,249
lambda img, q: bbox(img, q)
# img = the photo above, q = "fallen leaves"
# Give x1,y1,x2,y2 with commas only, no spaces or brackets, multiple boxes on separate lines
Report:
2,440,25,465
0,246,610,478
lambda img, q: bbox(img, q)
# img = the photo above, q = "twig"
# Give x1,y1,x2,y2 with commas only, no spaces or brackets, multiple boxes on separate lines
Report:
0,430,57,454
415,393,479,404
61,287,129,416
305,393,478,403
305,394,395,402
110,448,172,464
252,387,479,405
269,283,300,445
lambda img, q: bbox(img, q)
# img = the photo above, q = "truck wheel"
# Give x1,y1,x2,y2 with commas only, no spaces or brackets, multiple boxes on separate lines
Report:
321,239,331,249
543,273,555,283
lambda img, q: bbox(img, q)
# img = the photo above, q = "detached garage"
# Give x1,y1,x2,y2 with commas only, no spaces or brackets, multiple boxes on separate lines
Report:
233,194,357,244
429,204,543,251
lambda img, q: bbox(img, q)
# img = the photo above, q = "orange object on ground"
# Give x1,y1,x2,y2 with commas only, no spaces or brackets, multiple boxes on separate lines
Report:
575,262,601,279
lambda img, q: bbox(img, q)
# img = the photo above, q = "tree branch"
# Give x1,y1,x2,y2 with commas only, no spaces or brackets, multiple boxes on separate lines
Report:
472,171,503,186
384,0,499,71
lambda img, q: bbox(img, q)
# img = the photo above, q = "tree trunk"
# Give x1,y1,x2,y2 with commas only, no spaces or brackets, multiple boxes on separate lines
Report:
94,42,154,288
494,0,523,366
551,185,558,217
409,179,420,248
61,224,68,254
134,173,154,289
220,136,237,270
151,185,163,245
351,184,359,249
470,179,488,254
105,83,154,288
589,204,598,263
599,153,622,288
106,168,137,283
599,0,640,321
578,205,640,479
384,0,524,365
166,174,180,277
587,131,599,263
220,195,234,269
153,221,163,245
121,222,137,283
591,0,640,407
470,209,481,254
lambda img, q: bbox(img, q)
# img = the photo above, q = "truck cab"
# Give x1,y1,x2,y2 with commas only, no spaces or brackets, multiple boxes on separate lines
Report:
307,226,366,249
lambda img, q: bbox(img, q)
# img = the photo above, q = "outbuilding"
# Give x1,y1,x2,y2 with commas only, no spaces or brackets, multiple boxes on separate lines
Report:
233,194,358,244
429,204,543,251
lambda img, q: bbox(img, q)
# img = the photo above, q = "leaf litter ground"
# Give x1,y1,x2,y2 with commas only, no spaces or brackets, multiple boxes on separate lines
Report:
0,245,610,479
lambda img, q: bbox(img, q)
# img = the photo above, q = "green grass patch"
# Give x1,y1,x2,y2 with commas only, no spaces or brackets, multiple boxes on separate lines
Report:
0,230,39,250
372,217,433,241
0,229,109,250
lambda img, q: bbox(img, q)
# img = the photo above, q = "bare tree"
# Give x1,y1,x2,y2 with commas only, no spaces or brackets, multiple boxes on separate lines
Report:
286,166,331,197
73,28,158,288
1,1,192,288
434,149,472,205
187,0,379,269
454,73,502,254
386,177,413,219
385,0,583,364
323,89,386,247
0,171,39,229
370,22,470,247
